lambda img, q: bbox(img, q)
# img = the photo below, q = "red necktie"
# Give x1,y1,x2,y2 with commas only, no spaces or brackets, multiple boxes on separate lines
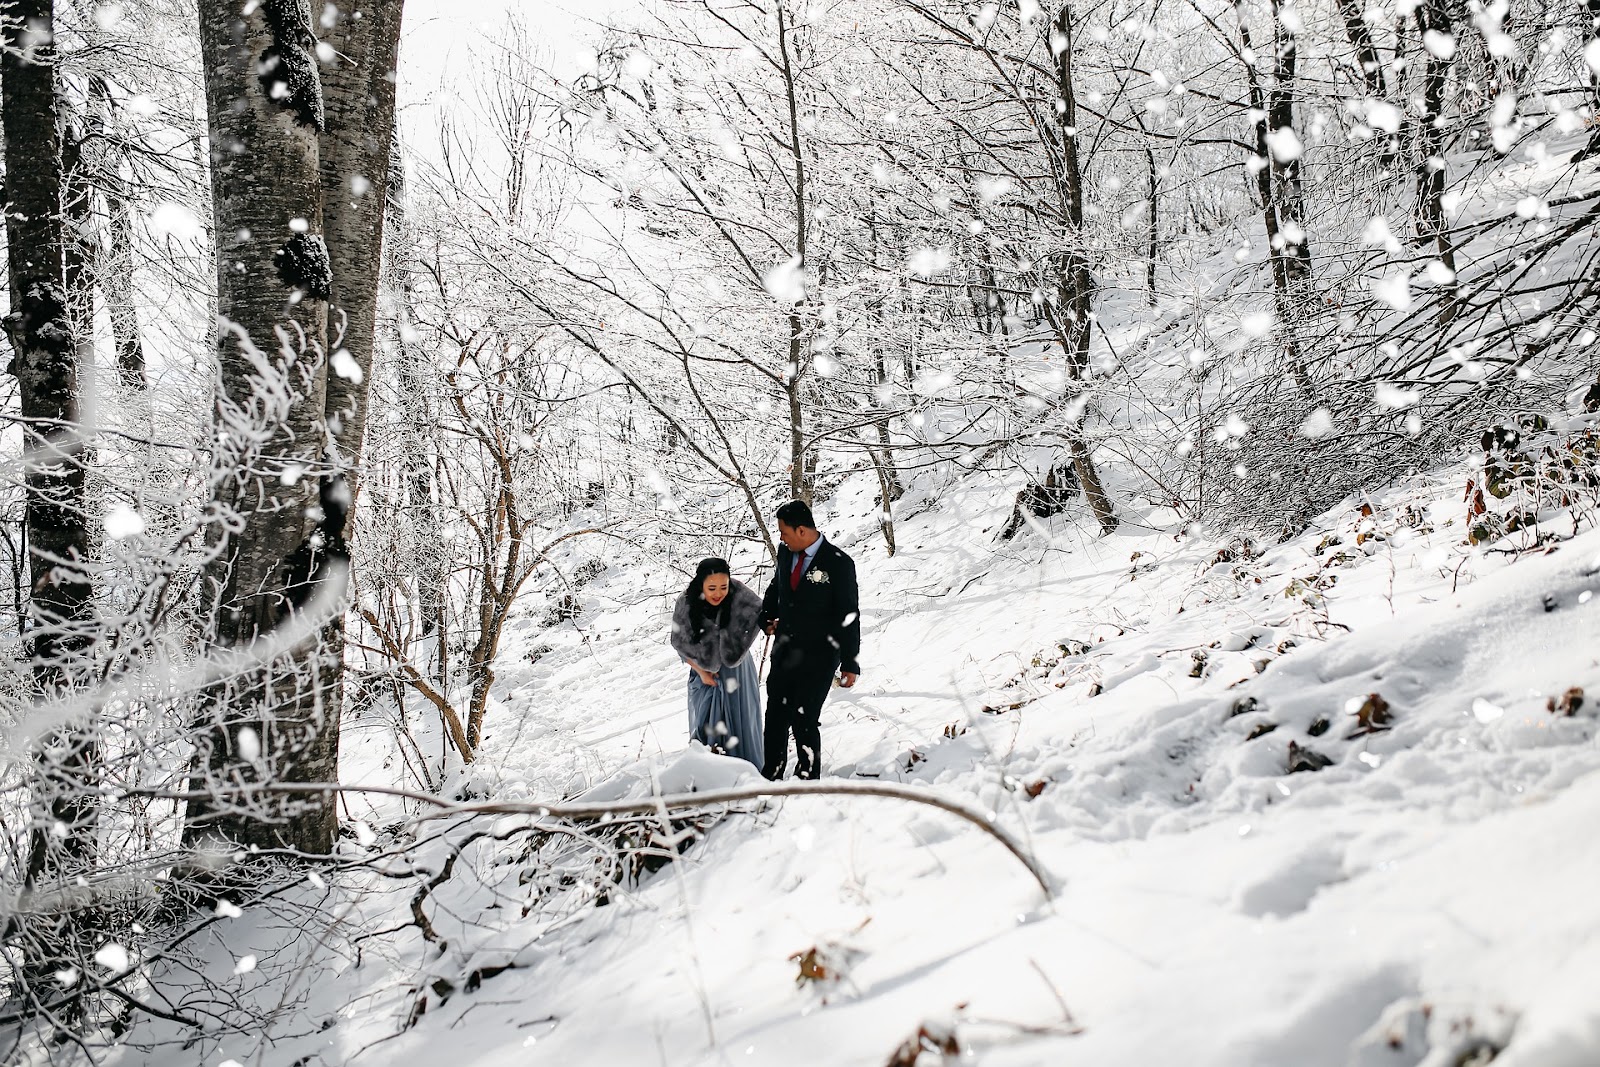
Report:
790,553,805,590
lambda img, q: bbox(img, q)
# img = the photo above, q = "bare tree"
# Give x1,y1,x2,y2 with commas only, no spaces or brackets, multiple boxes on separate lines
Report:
1414,0,1461,320
893,0,1120,532
2,0,98,882
1232,0,1316,385
85,75,148,389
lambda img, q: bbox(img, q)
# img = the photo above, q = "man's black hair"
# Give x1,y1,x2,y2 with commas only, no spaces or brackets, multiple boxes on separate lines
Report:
775,500,815,530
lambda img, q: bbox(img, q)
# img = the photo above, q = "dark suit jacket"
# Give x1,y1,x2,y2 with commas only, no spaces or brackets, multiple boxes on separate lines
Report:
759,538,861,676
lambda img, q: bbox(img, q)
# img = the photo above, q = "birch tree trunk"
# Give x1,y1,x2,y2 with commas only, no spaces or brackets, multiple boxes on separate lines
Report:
185,0,339,856
320,0,404,512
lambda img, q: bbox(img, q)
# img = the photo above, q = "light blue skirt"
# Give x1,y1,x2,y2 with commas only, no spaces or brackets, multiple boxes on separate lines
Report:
686,651,762,769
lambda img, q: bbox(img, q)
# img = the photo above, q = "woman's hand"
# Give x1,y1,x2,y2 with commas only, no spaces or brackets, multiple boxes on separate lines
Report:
697,669,719,687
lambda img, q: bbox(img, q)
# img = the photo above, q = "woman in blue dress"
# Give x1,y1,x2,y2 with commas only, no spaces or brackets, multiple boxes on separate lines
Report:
670,558,764,768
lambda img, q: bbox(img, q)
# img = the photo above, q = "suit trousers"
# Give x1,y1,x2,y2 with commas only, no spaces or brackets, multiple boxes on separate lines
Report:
762,638,837,780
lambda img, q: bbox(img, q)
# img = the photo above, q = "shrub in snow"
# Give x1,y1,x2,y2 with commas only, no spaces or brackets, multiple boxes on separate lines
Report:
1466,414,1600,546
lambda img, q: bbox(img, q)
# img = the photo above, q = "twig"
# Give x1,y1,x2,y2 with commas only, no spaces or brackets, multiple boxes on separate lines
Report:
125,778,1058,898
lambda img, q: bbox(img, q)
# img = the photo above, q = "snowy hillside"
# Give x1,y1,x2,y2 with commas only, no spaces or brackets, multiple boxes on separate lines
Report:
103,455,1600,1067
18,0,1600,1062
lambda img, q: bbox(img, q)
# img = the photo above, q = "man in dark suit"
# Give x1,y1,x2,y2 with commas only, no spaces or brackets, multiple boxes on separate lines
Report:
758,500,861,780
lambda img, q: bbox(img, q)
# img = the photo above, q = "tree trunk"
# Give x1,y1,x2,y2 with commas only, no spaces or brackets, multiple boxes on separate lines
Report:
61,100,97,425
1335,0,1388,97
1132,113,1161,306
1333,0,1398,174
870,446,897,556
87,76,146,389
1581,0,1600,159
312,0,405,837
777,2,813,506
1269,0,1312,294
786,321,810,504
1236,0,1313,387
1415,0,1460,321
865,199,904,513
1146,147,1159,304
185,0,339,857
320,0,405,516
1,0,97,883
1047,3,1118,534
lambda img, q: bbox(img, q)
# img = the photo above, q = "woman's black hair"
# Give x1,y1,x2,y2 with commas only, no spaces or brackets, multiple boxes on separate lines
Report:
684,557,733,639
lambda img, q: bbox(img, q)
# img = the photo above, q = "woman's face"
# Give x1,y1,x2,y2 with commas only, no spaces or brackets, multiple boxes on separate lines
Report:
702,573,730,607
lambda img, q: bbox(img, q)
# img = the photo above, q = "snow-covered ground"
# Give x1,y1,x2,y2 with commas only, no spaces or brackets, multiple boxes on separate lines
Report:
103,450,1600,1067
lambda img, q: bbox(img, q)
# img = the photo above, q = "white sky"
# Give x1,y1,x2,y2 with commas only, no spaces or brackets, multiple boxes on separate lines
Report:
396,0,632,153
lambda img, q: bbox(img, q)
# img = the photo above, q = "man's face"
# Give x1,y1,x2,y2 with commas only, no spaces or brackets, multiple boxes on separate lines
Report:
777,520,814,552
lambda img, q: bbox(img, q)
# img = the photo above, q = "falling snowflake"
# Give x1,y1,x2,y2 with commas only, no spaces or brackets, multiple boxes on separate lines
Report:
95,944,130,972
1368,272,1412,311
1472,698,1504,723
1423,29,1456,58
907,246,951,279
331,348,364,383
1239,311,1275,338
761,256,804,305
1362,216,1401,253
1515,196,1548,220
976,176,1014,205
1265,127,1303,162
104,503,145,540
1374,382,1419,410
238,727,261,763
1299,408,1335,438
1364,100,1401,134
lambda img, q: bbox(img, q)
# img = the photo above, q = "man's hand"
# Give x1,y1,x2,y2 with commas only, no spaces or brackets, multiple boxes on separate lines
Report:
839,672,858,689
764,619,778,636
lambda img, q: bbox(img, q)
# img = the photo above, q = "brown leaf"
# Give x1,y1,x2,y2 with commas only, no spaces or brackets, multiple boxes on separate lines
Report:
1549,687,1585,717
885,1023,961,1067
790,947,831,985
1347,692,1393,737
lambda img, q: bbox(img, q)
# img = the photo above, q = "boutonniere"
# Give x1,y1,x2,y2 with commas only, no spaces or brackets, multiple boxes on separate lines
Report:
806,568,830,585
